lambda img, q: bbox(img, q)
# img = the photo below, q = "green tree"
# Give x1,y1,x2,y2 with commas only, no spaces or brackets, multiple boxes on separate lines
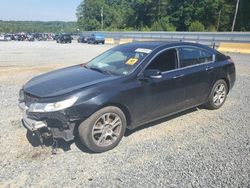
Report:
0,20,76,33
151,17,176,31
188,21,205,31
2,0,249,33
235,0,250,31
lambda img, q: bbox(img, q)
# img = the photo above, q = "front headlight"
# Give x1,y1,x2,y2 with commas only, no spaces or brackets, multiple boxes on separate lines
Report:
28,96,78,112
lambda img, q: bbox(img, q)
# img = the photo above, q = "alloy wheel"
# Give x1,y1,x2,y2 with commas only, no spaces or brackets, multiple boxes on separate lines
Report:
92,113,122,147
213,83,226,106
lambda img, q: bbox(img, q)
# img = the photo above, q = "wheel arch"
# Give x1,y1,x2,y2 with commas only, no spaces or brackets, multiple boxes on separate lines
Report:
206,77,230,104
98,102,132,127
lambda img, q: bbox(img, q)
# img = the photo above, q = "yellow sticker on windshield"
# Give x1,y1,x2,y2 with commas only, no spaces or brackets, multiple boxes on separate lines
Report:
126,58,138,65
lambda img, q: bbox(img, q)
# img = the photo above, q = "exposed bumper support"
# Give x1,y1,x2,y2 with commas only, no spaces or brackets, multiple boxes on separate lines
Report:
22,116,47,131
19,102,47,131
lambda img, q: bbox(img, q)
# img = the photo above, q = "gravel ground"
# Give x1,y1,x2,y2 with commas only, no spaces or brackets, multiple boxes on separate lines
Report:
0,41,249,188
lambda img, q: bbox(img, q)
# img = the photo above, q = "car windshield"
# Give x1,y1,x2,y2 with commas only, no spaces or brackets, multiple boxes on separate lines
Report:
95,34,104,38
85,47,150,75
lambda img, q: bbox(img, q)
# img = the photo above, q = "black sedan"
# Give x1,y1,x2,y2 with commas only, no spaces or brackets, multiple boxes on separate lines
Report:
56,34,73,43
18,42,236,153
77,35,86,43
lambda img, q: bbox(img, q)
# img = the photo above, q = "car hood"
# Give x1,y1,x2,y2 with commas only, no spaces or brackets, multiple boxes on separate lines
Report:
24,65,117,98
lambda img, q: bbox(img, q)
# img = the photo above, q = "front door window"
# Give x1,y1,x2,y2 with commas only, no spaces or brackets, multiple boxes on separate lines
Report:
146,49,178,72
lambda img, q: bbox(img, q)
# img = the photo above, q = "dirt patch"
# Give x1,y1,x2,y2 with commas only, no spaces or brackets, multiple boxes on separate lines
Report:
0,64,65,85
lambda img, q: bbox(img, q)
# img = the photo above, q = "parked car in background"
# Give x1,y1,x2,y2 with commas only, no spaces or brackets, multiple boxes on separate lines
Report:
27,34,35,41
4,34,14,41
53,34,60,41
18,42,236,153
1,32,55,41
14,34,25,41
87,33,105,44
0,35,4,41
78,35,86,43
56,34,73,43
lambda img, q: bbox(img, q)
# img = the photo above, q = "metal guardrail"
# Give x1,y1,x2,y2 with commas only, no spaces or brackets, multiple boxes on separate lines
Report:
80,31,250,45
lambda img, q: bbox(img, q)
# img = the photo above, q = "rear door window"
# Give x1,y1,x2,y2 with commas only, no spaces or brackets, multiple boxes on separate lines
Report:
180,47,213,67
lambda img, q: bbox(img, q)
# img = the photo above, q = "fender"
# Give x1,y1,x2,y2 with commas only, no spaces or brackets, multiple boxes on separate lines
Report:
67,92,134,125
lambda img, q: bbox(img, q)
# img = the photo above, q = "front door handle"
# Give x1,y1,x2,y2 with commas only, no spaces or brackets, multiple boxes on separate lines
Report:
173,74,184,79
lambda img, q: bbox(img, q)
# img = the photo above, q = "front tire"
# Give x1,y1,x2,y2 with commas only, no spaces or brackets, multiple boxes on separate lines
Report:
206,79,228,110
78,106,126,153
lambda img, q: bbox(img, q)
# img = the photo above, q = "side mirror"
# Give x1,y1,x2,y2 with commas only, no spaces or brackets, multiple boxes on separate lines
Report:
143,69,162,79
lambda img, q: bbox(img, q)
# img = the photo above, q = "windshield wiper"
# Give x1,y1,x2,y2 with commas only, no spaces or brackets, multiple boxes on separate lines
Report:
87,66,113,75
84,65,122,76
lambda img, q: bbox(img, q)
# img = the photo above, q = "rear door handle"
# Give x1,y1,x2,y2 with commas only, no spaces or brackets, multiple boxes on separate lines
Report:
173,74,184,79
206,66,214,71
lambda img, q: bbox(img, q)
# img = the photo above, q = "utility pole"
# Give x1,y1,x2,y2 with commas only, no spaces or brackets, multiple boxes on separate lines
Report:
101,7,104,31
158,0,161,21
216,9,222,31
232,0,240,32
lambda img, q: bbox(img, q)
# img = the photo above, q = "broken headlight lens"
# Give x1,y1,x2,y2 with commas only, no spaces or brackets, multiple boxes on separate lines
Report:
28,96,78,112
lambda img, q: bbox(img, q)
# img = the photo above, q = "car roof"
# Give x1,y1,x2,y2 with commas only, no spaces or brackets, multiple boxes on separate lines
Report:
117,41,212,52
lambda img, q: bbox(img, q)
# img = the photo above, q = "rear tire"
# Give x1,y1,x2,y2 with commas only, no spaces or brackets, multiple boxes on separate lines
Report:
78,106,126,153
205,79,228,110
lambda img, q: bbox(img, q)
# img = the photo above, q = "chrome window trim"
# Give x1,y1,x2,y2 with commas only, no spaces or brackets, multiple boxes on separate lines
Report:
139,45,215,76
161,61,214,75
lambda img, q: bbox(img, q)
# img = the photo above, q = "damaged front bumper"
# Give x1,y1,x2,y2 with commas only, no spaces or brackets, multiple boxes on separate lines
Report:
22,115,47,131
18,102,76,142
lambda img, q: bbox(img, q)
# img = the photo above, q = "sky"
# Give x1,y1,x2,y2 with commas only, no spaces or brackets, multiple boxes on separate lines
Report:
0,0,82,21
